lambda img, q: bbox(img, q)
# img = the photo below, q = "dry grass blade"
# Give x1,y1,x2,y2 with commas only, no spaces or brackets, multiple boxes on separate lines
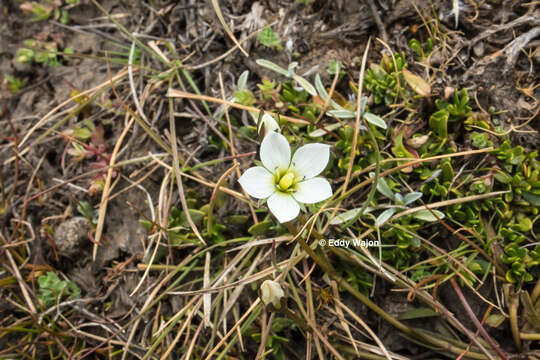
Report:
92,116,135,261
342,38,371,197
335,299,392,360
204,251,211,328
167,89,310,125
210,0,249,57
168,92,206,246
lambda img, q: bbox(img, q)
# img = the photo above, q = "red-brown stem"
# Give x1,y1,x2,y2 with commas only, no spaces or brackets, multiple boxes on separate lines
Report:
450,278,508,360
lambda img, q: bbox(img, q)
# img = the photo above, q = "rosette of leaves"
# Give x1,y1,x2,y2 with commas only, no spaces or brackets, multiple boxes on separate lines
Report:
492,143,539,231
38,272,80,307
429,89,471,139
16,39,70,67
257,24,282,50
502,243,540,283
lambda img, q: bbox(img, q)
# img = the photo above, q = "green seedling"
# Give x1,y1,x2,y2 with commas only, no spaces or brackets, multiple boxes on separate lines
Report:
38,272,81,307
258,25,282,50
4,75,27,94
409,38,433,61
328,60,345,78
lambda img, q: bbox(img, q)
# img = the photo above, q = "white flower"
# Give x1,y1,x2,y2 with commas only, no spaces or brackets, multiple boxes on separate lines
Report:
238,131,332,223
260,280,285,308
250,112,279,138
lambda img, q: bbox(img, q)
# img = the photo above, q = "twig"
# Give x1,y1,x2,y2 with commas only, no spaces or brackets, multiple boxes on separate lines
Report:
366,0,388,42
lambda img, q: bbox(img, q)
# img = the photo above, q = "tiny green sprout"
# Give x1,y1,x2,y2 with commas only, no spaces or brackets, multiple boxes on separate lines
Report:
328,60,345,78
4,75,26,94
38,272,81,307
257,78,277,100
409,38,433,60
233,89,256,106
16,48,35,64
258,25,282,50
20,2,53,21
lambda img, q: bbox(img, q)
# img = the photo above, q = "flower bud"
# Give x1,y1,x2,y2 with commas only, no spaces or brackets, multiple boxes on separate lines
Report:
260,280,284,309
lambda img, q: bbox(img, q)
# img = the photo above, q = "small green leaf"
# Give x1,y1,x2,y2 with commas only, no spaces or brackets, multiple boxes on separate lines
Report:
485,314,506,328
522,191,540,206
404,192,423,205
329,207,374,225
179,209,205,227
376,208,396,228
411,209,445,222
328,110,356,119
237,70,249,90
376,177,395,200
292,74,317,96
363,112,387,129
248,220,273,236
308,122,343,137
256,59,290,77
314,74,343,110
429,109,449,139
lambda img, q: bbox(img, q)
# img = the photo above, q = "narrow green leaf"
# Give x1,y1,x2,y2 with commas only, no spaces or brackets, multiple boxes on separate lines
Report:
237,70,249,90
292,74,317,96
363,112,387,129
376,208,396,228
411,209,445,222
256,59,290,77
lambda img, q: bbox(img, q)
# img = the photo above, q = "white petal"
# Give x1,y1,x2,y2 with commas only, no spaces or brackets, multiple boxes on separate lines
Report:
262,113,280,134
267,192,300,223
291,143,330,179
250,112,280,136
293,178,332,204
260,280,284,308
260,131,291,172
238,167,275,199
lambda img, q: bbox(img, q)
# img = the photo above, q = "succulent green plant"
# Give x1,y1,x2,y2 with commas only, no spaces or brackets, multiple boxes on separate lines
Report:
429,89,472,139
364,52,408,105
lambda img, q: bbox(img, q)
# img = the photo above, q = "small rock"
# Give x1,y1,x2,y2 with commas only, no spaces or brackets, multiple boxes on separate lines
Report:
54,217,89,257
473,41,484,57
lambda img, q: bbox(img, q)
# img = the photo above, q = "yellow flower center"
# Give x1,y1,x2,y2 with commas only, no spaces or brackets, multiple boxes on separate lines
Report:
278,172,295,190
273,170,295,192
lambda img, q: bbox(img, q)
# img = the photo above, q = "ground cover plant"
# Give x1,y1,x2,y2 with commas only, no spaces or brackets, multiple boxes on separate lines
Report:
1,0,539,359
